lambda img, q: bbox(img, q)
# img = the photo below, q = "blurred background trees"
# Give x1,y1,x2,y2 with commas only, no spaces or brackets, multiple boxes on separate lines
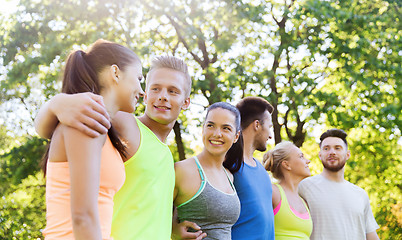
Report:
1,0,400,238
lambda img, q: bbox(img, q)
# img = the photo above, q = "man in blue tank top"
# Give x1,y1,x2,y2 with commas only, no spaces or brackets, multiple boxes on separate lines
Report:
232,97,275,240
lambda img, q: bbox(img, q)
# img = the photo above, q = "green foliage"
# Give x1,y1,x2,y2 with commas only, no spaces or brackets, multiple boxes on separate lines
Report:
346,128,402,238
0,173,46,239
0,137,48,195
168,139,195,163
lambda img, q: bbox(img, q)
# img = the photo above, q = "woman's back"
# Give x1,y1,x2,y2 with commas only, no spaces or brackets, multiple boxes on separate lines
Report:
43,125,125,239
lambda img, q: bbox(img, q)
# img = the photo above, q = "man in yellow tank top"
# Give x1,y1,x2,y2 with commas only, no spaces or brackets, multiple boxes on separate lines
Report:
35,56,197,239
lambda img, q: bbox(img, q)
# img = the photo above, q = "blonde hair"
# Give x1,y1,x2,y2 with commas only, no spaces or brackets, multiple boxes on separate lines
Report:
146,55,192,97
263,141,296,179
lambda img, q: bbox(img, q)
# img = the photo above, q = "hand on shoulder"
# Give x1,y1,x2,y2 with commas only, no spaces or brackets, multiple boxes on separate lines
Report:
53,92,111,137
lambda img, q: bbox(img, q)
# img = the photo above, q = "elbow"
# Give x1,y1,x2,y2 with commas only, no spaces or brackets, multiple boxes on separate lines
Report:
71,210,98,231
34,122,47,139
34,117,52,139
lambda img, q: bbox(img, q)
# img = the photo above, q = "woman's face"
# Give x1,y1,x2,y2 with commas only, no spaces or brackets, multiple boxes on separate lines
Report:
116,61,144,113
202,108,240,157
288,146,311,178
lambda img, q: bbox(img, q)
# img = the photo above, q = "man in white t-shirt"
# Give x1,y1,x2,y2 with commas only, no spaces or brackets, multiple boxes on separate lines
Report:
299,129,379,240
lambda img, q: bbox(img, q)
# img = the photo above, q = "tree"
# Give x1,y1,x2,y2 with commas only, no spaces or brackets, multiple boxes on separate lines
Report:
0,0,401,238
0,173,46,239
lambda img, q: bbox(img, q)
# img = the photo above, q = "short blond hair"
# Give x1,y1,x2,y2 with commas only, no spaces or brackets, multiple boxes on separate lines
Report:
146,55,192,97
263,141,296,180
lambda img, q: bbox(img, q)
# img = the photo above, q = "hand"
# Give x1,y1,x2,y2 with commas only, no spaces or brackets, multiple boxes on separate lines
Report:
52,92,111,137
171,220,207,240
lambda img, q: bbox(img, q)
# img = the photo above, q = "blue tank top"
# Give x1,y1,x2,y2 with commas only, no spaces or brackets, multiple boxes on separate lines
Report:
177,156,241,240
232,159,275,240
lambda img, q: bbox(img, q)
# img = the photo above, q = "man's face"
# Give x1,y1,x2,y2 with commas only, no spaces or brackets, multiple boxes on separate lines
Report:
144,68,190,125
254,110,273,152
319,137,350,172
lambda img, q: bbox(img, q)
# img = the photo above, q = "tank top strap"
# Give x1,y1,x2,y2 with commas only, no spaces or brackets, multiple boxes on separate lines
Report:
299,196,310,214
275,183,289,205
223,168,236,191
193,156,206,182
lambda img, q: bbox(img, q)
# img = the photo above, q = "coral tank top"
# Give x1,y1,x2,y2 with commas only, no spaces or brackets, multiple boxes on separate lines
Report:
43,136,125,240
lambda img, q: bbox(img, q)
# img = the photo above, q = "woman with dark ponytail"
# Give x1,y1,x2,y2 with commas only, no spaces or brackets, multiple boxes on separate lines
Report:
42,39,144,240
172,102,243,239
263,141,313,240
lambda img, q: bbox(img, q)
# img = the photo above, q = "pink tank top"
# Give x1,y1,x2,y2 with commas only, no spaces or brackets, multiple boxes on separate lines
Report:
43,136,125,240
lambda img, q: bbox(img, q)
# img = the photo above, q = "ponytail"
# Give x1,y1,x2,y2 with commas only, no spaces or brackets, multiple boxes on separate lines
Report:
223,132,244,173
263,150,274,172
41,40,138,175
62,50,99,94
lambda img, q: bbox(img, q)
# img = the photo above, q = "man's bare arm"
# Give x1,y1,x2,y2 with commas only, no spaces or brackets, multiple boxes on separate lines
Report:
171,207,206,240
34,92,110,139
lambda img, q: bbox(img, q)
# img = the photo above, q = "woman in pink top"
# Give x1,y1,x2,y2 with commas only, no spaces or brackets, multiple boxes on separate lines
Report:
263,141,313,239
38,39,144,240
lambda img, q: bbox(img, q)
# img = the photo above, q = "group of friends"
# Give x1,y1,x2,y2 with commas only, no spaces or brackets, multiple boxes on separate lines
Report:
35,39,380,240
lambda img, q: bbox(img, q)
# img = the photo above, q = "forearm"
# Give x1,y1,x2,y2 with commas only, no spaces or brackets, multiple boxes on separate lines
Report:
35,92,111,138
34,94,64,139
66,126,105,240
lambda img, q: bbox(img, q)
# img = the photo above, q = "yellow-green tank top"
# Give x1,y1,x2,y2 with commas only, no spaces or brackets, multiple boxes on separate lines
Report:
111,117,175,240
274,183,313,239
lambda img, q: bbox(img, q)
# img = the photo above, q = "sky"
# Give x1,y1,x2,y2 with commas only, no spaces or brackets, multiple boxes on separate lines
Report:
0,0,18,16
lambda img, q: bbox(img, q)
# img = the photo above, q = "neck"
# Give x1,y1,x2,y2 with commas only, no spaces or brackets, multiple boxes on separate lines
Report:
279,173,305,193
321,168,345,182
197,150,225,170
101,91,118,118
242,130,256,165
138,114,175,143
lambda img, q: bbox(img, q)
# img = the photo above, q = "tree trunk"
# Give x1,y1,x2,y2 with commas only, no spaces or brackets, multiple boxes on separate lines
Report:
173,121,186,161
271,102,282,145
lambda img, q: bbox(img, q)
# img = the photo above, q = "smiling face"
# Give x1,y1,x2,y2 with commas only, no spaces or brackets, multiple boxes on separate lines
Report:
115,62,144,113
202,108,240,157
287,145,311,178
144,68,190,125
319,137,350,172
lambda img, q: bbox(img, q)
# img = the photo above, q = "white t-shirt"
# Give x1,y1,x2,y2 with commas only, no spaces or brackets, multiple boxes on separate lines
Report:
298,174,379,240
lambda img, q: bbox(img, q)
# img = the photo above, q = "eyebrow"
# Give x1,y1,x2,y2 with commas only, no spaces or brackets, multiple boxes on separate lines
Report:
222,124,234,128
206,121,234,128
322,144,344,148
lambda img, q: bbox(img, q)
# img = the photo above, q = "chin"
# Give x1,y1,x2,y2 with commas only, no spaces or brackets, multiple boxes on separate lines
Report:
151,116,173,125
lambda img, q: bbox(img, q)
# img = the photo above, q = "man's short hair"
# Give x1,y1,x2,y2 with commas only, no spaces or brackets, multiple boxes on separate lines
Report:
236,96,274,130
320,128,348,148
146,55,192,97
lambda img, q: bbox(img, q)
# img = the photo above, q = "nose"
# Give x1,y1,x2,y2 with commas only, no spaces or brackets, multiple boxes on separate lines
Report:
268,128,273,139
306,158,311,164
213,128,223,137
158,89,168,101
328,148,336,155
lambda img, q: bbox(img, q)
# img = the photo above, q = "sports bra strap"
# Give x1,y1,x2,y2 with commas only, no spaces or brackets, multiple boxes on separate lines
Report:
223,168,236,191
194,156,235,192
194,156,205,182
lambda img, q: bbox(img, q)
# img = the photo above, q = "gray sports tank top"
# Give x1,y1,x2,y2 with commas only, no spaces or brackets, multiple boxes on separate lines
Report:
177,156,240,240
